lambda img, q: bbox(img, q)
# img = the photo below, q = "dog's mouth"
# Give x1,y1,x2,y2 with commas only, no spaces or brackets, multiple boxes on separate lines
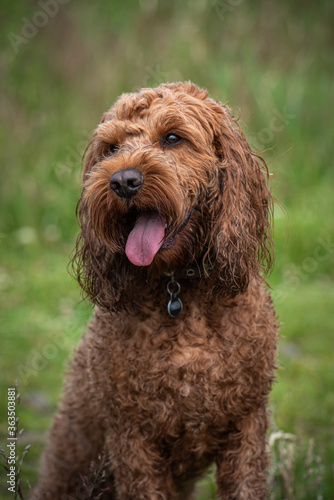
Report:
124,210,192,267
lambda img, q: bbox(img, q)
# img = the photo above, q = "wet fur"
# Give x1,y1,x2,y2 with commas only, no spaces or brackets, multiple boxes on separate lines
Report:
32,82,278,500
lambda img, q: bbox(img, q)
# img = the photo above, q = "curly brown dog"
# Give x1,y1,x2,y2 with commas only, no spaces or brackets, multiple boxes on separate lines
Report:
33,82,278,500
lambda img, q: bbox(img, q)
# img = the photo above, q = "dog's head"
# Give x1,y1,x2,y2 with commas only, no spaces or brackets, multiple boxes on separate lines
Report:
73,82,273,309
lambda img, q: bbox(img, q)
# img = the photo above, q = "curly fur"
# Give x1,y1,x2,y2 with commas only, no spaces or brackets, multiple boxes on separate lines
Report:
32,82,278,500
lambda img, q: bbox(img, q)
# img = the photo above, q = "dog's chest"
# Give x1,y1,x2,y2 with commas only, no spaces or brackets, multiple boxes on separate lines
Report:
106,316,245,430
87,305,271,462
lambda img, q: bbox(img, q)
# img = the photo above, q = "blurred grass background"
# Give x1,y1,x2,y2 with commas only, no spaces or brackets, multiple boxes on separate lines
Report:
0,0,333,498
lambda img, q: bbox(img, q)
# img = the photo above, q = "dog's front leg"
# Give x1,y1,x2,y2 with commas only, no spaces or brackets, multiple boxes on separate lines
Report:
215,407,269,500
106,429,176,500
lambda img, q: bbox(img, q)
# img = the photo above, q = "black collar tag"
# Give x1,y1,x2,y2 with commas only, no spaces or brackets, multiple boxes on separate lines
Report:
167,277,183,318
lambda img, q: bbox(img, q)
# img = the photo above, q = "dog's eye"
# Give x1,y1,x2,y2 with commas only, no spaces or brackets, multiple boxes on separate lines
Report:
108,144,118,154
164,133,182,145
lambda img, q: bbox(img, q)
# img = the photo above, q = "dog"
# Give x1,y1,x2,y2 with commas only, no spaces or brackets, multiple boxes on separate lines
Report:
32,82,278,499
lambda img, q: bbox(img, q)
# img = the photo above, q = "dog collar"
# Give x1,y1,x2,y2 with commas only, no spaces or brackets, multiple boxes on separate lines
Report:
164,262,214,318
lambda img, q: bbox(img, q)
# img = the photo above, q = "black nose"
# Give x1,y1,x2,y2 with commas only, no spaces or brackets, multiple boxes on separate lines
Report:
109,168,144,198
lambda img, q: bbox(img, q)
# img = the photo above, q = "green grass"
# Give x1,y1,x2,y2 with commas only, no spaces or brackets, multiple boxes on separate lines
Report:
1,0,333,498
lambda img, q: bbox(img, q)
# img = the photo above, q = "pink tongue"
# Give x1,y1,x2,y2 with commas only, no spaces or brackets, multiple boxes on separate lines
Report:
125,213,166,266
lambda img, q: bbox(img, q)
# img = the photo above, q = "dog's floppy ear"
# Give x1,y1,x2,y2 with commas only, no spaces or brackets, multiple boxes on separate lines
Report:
205,100,274,297
71,127,127,311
